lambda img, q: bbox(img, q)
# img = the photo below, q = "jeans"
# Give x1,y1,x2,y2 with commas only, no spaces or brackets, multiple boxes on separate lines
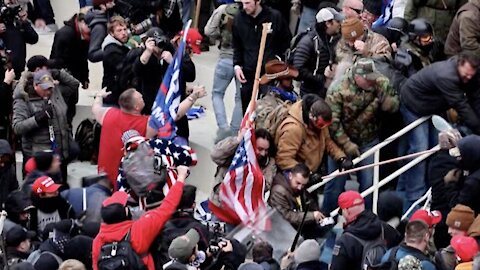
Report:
297,6,317,33
322,139,379,213
78,0,93,8
397,104,438,213
33,0,55,25
182,0,192,25
212,58,242,134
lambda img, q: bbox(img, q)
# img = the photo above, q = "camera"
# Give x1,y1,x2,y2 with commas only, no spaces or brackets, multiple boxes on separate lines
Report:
0,4,21,24
205,221,227,256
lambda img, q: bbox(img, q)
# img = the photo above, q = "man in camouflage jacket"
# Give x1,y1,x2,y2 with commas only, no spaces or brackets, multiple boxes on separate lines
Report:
322,58,399,213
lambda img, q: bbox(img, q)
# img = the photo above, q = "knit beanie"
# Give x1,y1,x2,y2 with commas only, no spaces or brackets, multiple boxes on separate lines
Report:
341,17,365,41
363,0,383,16
446,204,475,232
468,215,480,238
294,239,321,264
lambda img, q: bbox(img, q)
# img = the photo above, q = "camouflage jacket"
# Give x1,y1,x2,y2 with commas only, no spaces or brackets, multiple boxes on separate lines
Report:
335,30,392,63
326,69,400,146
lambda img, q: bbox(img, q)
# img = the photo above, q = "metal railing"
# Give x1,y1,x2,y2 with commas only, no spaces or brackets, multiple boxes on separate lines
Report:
306,116,439,217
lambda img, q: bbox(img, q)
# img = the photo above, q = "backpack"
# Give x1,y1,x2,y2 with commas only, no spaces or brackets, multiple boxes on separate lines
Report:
122,140,167,198
285,28,322,75
27,250,63,267
255,92,292,139
370,246,400,270
344,226,387,270
219,3,241,49
98,229,148,270
75,118,100,162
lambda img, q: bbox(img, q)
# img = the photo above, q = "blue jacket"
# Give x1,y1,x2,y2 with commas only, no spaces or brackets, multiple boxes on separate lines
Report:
381,244,437,270
61,184,111,223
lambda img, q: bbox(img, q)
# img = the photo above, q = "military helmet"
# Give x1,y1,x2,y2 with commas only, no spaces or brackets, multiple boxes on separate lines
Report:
407,18,433,40
387,17,408,35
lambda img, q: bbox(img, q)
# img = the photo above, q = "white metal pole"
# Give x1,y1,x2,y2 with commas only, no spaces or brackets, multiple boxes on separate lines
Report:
307,116,431,193
330,145,440,217
372,150,380,214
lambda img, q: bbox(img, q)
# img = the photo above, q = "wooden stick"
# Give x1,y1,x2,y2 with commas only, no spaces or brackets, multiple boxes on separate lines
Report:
193,0,202,29
250,23,272,104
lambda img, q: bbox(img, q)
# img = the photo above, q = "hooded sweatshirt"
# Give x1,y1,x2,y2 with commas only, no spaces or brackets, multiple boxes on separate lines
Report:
92,181,184,270
101,34,130,105
330,210,402,270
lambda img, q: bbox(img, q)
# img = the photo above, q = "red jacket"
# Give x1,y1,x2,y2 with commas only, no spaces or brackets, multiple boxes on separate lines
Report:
92,181,184,270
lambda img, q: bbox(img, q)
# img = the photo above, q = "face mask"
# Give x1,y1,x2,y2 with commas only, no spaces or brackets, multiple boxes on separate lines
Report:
258,155,269,168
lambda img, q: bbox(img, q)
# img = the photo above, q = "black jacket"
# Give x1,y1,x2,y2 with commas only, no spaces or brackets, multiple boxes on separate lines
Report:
30,196,75,241
232,6,291,72
296,260,324,270
101,34,130,105
132,47,196,139
400,57,480,134
155,211,210,269
0,80,13,134
0,165,19,208
330,211,402,270
85,9,108,63
428,150,460,213
448,135,480,214
293,25,338,97
0,20,38,78
50,14,89,85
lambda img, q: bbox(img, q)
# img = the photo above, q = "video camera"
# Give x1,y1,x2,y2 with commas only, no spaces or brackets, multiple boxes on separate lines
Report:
205,221,227,256
0,4,21,24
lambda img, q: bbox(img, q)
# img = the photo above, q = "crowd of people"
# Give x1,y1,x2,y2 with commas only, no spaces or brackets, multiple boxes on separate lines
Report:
0,0,479,269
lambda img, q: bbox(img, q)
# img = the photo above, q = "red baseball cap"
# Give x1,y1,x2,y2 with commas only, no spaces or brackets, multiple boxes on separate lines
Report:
179,29,203,54
24,158,36,174
338,191,364,209
32,176,61,195
102,191,129,207
451,235,479,262
410,209,442,227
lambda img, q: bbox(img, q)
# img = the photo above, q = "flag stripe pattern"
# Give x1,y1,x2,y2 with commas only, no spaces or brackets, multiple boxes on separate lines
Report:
216,100,269,229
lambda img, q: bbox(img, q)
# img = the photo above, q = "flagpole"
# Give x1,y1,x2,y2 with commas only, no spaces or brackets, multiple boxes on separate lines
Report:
250,23,272,108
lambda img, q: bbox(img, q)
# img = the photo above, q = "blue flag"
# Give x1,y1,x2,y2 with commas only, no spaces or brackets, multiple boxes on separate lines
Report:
149,29,188,140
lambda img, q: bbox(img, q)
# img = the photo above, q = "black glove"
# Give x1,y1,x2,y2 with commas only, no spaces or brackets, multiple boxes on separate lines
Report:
337,157,353,172
34,103,53,125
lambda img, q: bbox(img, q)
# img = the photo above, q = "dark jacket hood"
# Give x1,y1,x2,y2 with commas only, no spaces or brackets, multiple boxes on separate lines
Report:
0,139,12,155
5,190,33,221
344,210,383,240
63,14,78,28
84,9,108,27
458,135,480,170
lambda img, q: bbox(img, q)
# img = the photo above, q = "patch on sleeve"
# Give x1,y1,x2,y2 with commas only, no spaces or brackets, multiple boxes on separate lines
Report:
332,244,341,256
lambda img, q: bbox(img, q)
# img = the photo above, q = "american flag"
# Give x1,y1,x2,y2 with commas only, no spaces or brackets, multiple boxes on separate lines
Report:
117,138,197,197
149,138,197,195
216,100,270,230
148,28,188,140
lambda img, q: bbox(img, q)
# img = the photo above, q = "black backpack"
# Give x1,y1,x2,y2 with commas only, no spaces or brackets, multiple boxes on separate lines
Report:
98,229,148,270
344,226,387,270
75,118,101,162
285,27,322,75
